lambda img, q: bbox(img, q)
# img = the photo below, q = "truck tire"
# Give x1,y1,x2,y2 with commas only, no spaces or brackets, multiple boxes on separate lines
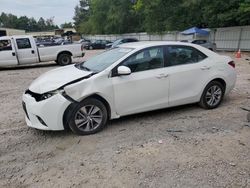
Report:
57,53,72,66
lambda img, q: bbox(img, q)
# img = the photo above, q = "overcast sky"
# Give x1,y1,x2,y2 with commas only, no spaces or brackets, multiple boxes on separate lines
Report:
0,0,79,26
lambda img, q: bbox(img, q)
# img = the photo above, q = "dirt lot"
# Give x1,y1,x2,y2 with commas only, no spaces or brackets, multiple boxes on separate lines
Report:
0,50,250,188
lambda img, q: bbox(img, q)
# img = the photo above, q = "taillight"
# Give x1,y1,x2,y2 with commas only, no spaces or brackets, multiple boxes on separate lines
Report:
228,61,235,68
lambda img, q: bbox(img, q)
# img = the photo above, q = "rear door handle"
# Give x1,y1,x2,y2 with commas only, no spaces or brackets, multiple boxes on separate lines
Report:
201,66,211,70
156,74,169,79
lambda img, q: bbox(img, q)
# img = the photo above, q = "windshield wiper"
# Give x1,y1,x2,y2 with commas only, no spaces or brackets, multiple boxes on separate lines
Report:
81,65,91,71
75,63,91,72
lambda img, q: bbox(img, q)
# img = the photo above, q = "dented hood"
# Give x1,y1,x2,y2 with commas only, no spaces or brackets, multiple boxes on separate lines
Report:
29,65,92,94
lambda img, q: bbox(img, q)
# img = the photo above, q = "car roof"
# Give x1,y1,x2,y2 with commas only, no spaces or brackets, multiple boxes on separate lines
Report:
119,41,199,49
119,41,218,57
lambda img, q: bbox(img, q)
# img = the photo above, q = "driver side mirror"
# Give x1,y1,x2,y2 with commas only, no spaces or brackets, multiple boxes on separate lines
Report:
117,66,131,76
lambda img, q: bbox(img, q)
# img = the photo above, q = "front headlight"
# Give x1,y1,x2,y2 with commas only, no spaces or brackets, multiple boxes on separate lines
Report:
40,89,64,100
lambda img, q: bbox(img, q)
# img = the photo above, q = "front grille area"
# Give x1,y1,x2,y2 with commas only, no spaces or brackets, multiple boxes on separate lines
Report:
25,90,43,102
22,101,30,120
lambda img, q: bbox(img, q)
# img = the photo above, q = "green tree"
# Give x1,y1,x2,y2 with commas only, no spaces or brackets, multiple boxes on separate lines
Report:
73,0,91,32
238,0,250,25
37,17,46,30
61,22,74,28
73,0,250,34
45,17,58,30
27,18,39,31
79,0,140,34
17,16,30,30
0,12,59,31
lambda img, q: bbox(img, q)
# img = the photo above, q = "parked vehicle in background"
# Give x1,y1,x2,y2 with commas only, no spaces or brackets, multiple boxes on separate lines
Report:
54,39,72,45
36,39,57,47
105,40,112,47
84,40,111,50
60,40,72,45
0,35,84,67
77,38,91,46
36,38,72,47
107,38,139,48
22,41,236,135
54,38,72,45
181,39,216,51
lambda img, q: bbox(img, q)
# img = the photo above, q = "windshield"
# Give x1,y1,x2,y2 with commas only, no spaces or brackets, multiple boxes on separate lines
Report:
79,47,133,72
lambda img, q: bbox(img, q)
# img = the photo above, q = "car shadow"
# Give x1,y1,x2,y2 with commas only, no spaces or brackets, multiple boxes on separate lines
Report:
108,103,198,127
28,127,74,138
26,95,233,138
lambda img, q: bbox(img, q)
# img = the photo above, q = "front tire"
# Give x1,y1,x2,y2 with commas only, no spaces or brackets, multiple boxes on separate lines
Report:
57,53,72,66
199,81,225,109
68,98,108,135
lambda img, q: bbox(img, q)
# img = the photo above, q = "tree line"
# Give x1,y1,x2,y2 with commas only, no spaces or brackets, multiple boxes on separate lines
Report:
1,0,249,34
74,0,250,34
0,13,73,32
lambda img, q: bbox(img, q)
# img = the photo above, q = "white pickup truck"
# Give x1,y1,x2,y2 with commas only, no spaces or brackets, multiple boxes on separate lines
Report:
0,35,85,67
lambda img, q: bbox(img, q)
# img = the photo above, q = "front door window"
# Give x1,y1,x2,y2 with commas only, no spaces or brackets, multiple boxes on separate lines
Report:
122,47,164,73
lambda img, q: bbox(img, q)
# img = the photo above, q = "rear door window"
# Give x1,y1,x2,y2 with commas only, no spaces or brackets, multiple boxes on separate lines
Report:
0,40,12,51
16,38,31,49
167,45,207,66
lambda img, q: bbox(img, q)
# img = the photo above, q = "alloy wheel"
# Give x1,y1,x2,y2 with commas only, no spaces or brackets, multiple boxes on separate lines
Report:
74,105,103,132
205,85,222,107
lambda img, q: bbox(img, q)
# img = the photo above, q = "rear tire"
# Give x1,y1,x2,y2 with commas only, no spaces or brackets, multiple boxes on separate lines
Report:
68,98,108,135
89,46,93,50
57,53,72,66
199,81,225,109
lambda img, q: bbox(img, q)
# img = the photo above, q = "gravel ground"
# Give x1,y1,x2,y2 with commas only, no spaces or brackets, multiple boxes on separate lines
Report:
0,50,250,188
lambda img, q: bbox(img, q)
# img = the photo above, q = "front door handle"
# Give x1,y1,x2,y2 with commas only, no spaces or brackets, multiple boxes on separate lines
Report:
201,66,211,70
156,74,169,79
31,50,35,54
12,52,16,56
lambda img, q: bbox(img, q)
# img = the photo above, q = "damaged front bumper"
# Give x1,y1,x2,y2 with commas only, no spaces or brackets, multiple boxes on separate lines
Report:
22,92,71,131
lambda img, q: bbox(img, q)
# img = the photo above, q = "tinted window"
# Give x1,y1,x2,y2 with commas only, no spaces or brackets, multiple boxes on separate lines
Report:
128,38,138,42
95,40,101,44
16,38,31,49
192,40,207,44
101,40,107,44
122,47,164,73
0,40,12,51
167,46,207,66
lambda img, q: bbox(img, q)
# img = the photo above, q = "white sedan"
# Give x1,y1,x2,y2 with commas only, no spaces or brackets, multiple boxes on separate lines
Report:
22,42,236,135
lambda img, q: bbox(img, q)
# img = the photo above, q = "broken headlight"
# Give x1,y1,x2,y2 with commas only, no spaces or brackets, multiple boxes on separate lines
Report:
40,89,64,100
